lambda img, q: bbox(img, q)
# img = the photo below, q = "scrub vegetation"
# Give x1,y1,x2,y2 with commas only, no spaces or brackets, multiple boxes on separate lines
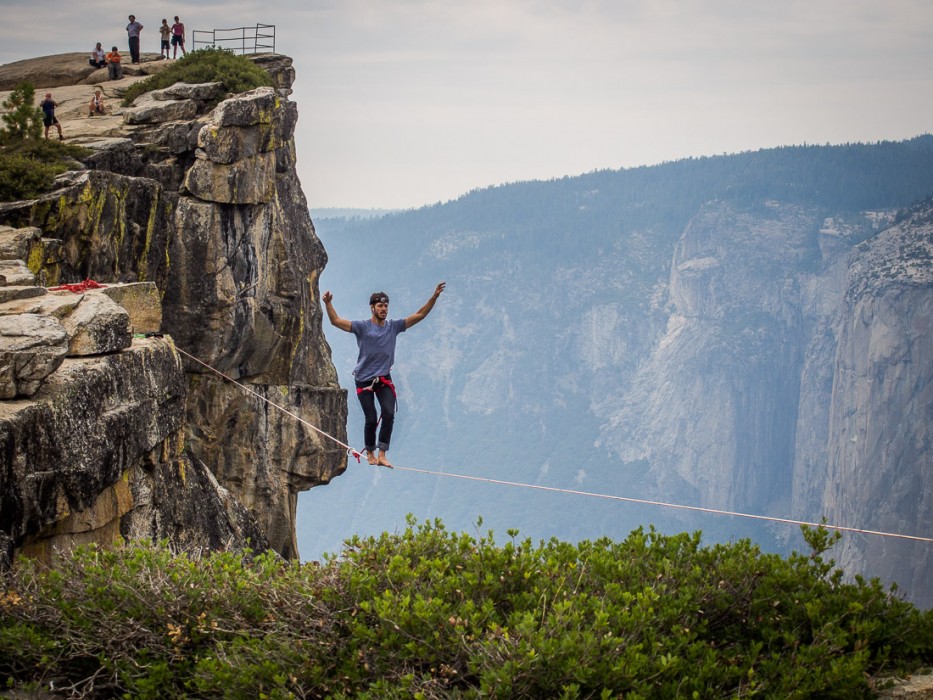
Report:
120,47,273,107
2,518,931,698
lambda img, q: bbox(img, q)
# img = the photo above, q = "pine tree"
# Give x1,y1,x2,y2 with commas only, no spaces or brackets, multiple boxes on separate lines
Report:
1,82,43,140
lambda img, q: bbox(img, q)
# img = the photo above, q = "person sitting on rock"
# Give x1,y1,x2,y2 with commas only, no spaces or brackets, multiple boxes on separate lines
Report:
89,42,107,69
105,46,123,80
88,89,107,117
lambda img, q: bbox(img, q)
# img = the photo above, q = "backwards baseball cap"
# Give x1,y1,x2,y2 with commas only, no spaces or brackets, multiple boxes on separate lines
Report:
369,292,389,305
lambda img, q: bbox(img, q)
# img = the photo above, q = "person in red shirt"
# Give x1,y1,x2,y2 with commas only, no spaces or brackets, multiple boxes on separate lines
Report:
171,16,187,58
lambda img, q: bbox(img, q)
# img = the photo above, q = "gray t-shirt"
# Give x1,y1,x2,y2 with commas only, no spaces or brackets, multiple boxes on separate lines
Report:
350,318,407,381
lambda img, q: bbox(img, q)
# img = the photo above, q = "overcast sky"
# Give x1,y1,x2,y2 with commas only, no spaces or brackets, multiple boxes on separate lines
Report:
2,0,931,209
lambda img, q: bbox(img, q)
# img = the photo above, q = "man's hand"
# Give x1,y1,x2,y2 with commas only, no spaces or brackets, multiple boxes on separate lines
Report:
405,282,447,329
322,290,351,331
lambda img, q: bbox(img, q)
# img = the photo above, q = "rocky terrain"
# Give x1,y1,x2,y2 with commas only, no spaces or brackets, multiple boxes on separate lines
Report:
0,53,347,567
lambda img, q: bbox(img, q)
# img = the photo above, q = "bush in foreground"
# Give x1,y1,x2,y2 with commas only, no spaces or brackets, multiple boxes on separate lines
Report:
121,47,273,107
1,518,931,698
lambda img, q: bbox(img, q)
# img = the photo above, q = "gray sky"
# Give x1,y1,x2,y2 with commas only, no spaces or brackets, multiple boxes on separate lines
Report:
2,0,932,209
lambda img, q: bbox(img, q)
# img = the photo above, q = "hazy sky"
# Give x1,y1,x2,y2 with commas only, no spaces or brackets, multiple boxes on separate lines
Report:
2,0,932,209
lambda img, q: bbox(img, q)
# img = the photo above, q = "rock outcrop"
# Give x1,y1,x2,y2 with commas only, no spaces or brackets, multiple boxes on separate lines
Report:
821,202,933,605
0,54,347,565
0,53,173,91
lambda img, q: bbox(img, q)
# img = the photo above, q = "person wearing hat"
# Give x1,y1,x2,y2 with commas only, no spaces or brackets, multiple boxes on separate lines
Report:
323,282,446,467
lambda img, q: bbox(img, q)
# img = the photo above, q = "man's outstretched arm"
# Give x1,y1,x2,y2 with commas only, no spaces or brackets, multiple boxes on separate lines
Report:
405,282,446,329
322,291,352,332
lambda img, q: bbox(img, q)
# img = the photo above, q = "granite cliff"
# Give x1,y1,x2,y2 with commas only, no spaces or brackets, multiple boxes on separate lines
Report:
0,53,347,566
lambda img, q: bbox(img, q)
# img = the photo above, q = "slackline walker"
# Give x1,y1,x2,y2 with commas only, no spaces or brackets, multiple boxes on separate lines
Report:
158,338,933,546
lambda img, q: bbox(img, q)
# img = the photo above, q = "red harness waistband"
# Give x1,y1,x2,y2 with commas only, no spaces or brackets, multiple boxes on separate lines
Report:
356,375,397,399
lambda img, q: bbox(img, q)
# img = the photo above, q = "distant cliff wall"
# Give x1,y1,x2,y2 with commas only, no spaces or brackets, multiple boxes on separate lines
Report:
821,204,933,606
601,198,933,607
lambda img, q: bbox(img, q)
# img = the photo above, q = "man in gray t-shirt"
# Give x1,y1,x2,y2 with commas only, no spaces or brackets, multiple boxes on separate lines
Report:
126,14,144,64
323,283,445,467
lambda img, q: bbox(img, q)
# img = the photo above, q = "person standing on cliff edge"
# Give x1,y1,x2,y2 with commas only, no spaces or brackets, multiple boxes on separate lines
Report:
126,15,144,64
323,283,446,468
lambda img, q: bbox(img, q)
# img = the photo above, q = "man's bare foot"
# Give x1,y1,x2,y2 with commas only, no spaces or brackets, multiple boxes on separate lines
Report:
366,451,379,466
377,451,393,468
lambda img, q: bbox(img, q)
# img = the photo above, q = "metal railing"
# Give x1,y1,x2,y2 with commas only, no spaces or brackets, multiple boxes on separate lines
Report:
191,23,275,55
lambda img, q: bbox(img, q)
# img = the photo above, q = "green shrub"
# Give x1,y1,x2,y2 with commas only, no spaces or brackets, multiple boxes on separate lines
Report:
121,47,274,107
0,137,91,201
1,522,931,698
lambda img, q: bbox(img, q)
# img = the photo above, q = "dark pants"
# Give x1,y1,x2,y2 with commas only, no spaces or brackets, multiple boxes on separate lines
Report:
128,36,140,63
356,376,396,452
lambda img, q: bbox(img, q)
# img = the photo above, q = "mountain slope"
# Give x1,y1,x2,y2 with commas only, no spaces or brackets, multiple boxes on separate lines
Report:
299,137,933,607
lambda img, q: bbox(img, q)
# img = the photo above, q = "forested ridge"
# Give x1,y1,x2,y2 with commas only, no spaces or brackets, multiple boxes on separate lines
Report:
321,136,933,250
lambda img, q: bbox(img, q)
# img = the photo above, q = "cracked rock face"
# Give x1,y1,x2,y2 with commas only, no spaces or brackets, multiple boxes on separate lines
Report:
821,205,933,608
0,54,346,562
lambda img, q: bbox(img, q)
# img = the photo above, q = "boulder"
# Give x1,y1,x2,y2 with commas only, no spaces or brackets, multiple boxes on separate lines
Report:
61,292,131,356
151,81,225,102
212,86,279,127
143,120,205,154
0,53,96,90
249,54,295,96
197,122,276,164
123,94,199,125
97,282,162,334
0,226,41,261
0,291,82,319
183,150,277,204
0,313,69,397
0,285,46,304
83,67,114,85
0,260,35,286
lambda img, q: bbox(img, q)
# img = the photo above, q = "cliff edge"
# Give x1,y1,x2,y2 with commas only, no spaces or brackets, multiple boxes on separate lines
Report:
0,53,348,565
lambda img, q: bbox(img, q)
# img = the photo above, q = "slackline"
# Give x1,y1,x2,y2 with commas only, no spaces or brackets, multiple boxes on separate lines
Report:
163,339,933,545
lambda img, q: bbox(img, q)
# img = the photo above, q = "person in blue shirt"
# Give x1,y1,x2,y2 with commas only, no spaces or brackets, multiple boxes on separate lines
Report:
323,282,445,467
39,93,63,140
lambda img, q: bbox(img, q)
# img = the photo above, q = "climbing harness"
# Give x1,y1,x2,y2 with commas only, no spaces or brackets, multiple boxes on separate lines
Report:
356,375,398,416
356,375,397,400
145,337,933,546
